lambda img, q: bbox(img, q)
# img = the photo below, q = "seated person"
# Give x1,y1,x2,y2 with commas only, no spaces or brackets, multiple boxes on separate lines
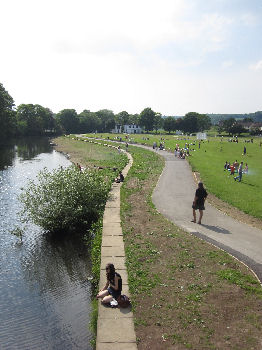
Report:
115,171,124,183
96,263,122,304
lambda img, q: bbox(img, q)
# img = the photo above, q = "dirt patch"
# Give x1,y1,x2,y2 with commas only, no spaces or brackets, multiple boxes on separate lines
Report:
122,159,262,350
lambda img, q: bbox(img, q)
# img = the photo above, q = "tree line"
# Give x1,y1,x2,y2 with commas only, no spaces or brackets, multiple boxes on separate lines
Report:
1,82,213,138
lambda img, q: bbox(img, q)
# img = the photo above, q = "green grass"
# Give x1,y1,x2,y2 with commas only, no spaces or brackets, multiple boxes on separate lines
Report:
188,139,262,218
117,142,262,349
84,133,262,219
55,135,262,349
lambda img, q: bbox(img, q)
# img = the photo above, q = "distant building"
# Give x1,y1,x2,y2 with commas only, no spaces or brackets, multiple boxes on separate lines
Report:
239,122,262,132
196,132,207,140
112,124,142,134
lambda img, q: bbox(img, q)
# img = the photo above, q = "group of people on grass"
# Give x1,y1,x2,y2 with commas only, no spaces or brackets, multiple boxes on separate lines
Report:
174,143,192,159
224,160,248,182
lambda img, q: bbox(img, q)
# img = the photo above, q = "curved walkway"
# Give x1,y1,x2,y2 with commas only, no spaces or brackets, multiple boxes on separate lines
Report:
150,147,262,283
74,136,137,349
96,149,137,350
77,136,261,347
79,135,262,284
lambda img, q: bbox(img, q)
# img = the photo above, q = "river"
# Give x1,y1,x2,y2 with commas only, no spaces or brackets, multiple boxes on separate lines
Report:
0,137,93,349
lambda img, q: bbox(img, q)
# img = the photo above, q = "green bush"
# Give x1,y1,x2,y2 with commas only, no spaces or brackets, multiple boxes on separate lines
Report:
20,165,111,233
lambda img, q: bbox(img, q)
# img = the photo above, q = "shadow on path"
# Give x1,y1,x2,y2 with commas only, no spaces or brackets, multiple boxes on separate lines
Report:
200,224,231,234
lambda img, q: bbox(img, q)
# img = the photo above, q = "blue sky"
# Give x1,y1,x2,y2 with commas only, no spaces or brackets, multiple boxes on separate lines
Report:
1,0,262,115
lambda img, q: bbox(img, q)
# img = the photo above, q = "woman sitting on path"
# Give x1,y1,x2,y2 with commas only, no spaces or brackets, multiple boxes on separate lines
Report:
115,171,124,183
96,263,122,304
192,182,208,225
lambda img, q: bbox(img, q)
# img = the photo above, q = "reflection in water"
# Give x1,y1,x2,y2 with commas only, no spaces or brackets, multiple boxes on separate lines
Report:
0,138,93,349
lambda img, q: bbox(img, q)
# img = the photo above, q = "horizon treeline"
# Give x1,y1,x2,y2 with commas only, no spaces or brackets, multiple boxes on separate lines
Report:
1,82,262,138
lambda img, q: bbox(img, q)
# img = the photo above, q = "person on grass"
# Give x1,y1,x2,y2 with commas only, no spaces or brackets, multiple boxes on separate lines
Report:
192,182,208,224
234,161,243,182
96,263,122,304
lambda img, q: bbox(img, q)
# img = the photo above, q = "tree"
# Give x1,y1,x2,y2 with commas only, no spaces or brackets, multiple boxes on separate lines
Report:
78,110,101,133
243,117,253,123
163,116,176,134
153,113,163,133
0,83,16,138
16,104,54,136
175,118,184,132
19,165,110,234
129,113,140,125
115,111,130,131
55,109,79,134
230,123,246,136
180,112,211,133
96,109,115,132
182,112,199,133
221,118,236,136
197,114,212,132
139,107,156,132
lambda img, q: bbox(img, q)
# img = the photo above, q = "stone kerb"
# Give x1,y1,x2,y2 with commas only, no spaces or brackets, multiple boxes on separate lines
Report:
96,151,137,350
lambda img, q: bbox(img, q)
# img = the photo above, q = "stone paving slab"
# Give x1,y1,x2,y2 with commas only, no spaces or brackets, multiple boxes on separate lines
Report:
102,225,123,236
105,201,120,208
98,302,133,319
101,246,125,257
103,213,121,224
101,256,126,270
97,343,137,350
97,318,136,343
96,150,137,350
102,236,125,248
103,207,120,216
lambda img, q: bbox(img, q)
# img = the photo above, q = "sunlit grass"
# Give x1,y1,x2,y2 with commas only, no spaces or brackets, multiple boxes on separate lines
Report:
84,133,262,219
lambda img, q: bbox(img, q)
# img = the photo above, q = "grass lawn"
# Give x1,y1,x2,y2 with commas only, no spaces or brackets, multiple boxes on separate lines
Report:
55,135,262,350
119,143,262,350
84,133,262,220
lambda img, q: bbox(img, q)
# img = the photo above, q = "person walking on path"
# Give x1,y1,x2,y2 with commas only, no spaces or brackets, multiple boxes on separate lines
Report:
234,161,243,182
192,182,208,224
96,263,122,304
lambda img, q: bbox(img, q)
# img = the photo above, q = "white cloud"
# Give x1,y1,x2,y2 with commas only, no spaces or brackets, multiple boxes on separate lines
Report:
249,60,262,71
222,60,233,69
1,0,261,115
239,13,258,26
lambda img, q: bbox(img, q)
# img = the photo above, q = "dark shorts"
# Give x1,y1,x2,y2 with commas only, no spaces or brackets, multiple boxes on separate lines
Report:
192,203,205,210
108,287,121,299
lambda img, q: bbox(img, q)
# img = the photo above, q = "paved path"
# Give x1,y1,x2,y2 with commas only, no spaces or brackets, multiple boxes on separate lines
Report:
150,148,262,283
77,135,262,284
95,147,137,350
73,136,137,349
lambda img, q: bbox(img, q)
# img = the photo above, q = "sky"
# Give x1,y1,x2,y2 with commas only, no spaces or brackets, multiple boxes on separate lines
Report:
1,0,262,116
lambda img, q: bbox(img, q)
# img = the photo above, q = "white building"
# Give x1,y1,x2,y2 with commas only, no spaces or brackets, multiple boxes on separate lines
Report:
196,132,207,140
112,124,142,134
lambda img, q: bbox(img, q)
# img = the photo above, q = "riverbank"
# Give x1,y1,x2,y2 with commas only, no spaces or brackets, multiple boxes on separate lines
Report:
54,136,262,350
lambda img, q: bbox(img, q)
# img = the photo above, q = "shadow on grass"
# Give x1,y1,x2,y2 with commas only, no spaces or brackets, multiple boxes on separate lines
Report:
200,224,231,234
242,182,256,187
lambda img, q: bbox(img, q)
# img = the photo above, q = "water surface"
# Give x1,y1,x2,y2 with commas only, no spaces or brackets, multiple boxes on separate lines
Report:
0,138,93,350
